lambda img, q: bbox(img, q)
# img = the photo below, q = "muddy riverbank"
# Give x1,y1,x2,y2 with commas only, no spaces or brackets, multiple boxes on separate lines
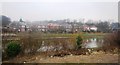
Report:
3,51,118,63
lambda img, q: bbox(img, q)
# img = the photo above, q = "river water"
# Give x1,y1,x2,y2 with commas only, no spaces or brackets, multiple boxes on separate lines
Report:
82,38,104,48
37,37,104,52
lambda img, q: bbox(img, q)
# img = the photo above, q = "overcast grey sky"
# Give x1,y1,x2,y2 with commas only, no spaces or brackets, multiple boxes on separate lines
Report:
2,1,118,22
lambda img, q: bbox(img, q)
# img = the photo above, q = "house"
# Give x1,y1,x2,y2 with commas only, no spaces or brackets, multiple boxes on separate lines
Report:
82,25,90,32
82,25,97,32
38,25,47,32
65,24,72,33
90,26,97,32
47,23,60,29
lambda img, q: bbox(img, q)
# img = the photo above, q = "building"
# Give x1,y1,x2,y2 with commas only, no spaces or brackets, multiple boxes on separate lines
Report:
38,25,47,32
82,25,90,32
90,26,97,32
17,18,31,32
82,25,97,32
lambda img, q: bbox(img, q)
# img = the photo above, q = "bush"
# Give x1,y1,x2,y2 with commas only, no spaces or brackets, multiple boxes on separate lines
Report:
104,31,120,47
6,41,21,57
76,35,83,49
116,31,120,46
17,32,44,55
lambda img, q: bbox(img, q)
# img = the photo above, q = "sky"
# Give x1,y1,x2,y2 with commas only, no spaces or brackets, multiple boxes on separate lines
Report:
1,0,119,22
0,0,119,2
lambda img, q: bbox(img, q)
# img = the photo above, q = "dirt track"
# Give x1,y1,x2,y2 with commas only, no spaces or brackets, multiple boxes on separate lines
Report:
3,51,119,63
24,51,119,63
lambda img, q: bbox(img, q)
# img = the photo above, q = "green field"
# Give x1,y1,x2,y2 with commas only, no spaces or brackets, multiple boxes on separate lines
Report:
42,32,107,39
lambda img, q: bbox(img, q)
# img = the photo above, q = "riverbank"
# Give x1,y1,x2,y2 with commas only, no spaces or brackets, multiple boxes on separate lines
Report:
3,32,119,63
3,51,118,63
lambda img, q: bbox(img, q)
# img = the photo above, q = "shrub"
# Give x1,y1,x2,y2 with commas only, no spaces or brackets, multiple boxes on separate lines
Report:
76,35,83,49
116,31,120,46
18,32,42,54
6,41,21,57
104,31,120,47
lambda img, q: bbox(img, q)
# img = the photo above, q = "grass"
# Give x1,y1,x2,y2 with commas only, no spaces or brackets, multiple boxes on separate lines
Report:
7,32,106,47
4,32,118,63
3,32,106,47
3,32,107,55
15,32,106,39
43,32,106,39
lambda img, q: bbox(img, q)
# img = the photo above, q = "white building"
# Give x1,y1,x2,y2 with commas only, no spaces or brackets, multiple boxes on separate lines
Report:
90,26,97,32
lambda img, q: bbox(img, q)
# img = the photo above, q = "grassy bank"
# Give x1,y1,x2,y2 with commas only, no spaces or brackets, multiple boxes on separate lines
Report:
3,32,119,63
43,32,106,39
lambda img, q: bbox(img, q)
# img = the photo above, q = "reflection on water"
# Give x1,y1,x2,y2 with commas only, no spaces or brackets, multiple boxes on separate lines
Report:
82,38,104,48
37,37,74,52
37,38,104,52
37,45,63,52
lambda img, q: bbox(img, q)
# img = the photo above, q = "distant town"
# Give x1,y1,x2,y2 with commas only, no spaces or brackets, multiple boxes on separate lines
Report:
1,15,119,34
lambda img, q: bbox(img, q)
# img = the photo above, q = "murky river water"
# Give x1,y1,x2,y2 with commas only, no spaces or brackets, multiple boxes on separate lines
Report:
82,38,104,48
37,37,104,52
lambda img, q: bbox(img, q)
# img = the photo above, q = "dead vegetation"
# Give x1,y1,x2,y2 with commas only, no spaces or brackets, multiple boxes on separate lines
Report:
2,32,119,63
